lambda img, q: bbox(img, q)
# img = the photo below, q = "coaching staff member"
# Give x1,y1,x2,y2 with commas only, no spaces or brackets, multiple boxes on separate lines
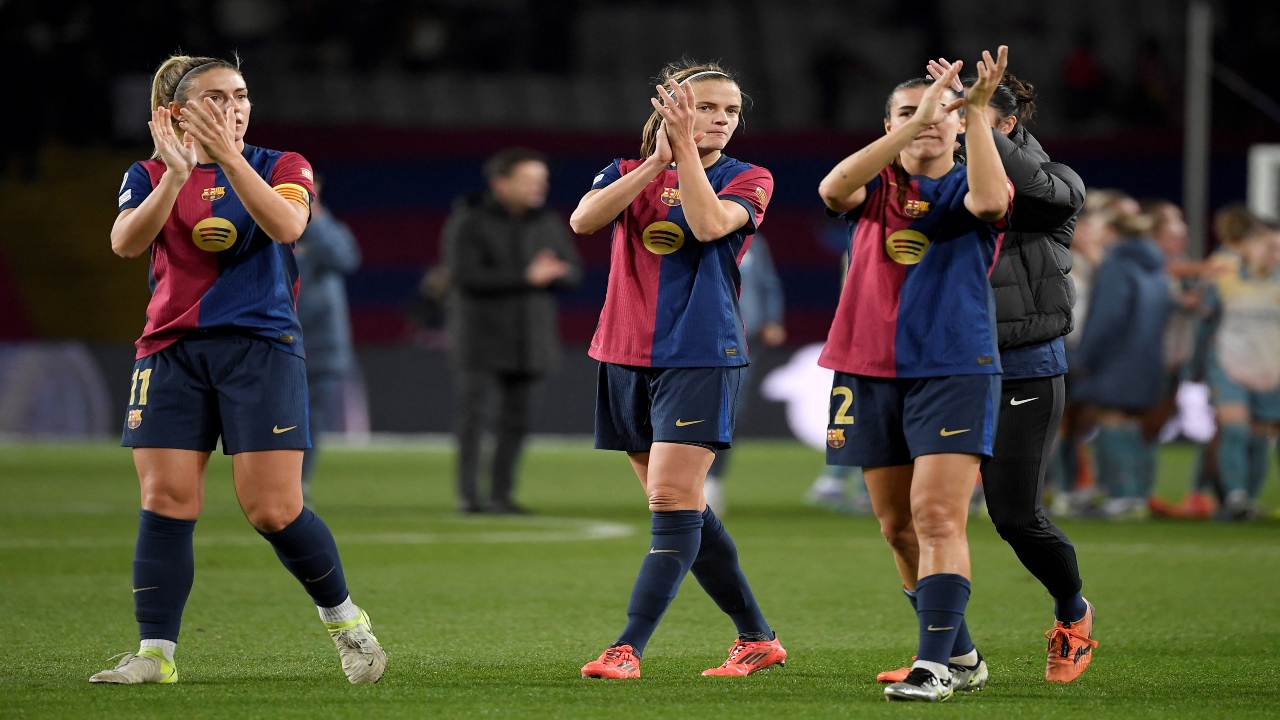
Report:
443,148,582,513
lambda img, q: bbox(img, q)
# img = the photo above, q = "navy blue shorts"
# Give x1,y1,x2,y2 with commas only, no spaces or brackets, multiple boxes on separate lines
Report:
825,372,1000,467
594,363,744,452
121,332,311,455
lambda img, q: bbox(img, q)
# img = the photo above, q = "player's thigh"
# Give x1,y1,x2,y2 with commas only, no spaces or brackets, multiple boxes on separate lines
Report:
644,442,715,511
214,338,311,455
232,450,305,533
826,373,910,468
133,448,211,519
909,453,980,540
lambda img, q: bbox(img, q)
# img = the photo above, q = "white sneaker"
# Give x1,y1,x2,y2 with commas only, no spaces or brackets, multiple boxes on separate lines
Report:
325,608,387,684
89,648,177,684
950,654,988,692
884,666,953,702
704,476,726,516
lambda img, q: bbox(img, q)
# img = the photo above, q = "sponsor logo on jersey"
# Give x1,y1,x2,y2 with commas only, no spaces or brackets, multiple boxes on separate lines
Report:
191,217,238,252
642,221,685,255
659,187,681,206
884,229,930,265
827,428,846,448
300,167,313,180
201,186,226,201
903,199,931,218
127,409,143,430
754,186,767,206
118,189,132,206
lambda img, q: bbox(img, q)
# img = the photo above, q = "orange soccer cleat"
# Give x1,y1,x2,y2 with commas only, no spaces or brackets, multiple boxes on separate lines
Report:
702,636,787,676
581,644,641,679
876,657,915,683
1045,599,1098,682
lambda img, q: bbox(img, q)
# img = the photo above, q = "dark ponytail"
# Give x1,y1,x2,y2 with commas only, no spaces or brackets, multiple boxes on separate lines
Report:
987,72,1037,125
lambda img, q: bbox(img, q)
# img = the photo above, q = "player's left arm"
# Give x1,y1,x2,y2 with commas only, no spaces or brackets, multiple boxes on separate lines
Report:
179,98,310,244
655,80,751,242
962,46,1014,223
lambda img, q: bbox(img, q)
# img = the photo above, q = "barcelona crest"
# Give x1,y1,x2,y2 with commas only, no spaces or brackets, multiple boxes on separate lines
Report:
903,199,930,218
659,187,681,206
127,409,143,430
827,428,846,449
201,186,226,201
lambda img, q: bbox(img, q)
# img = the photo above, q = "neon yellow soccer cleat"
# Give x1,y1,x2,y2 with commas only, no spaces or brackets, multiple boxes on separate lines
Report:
89,647,177,684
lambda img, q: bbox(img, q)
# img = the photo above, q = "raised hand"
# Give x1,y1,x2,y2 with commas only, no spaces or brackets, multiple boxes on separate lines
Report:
177,97,240,165
650,79,706,152
925,58,965,93
910,59,965,128
148,107,197,179
964,46,1009,110
649,123,674,166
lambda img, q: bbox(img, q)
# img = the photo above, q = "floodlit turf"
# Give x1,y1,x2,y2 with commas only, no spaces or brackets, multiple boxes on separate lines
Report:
1,440,1278,719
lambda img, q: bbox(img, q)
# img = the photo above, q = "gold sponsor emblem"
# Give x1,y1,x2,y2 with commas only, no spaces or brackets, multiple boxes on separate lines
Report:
201,186,226,201
884,229,930,265
659,187,681,206
642,221,685,255
191,217,238,252
827,428,846,448
903,199,930,218
754,186,767,205
127,409,143,430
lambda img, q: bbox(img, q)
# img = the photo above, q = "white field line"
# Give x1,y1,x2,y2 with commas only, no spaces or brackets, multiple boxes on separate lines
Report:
0,518,633,550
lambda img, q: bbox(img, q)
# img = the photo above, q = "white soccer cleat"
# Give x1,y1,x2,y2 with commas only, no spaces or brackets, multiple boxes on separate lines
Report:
884,666,953,702
89,648,177,684
950,655,989,692
326,608,387,684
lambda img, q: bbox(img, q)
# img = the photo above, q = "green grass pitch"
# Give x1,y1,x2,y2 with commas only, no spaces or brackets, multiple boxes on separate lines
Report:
2,440,1278,718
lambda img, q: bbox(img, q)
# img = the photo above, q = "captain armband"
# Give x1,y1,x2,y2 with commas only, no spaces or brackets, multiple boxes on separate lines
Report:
273,183,310,209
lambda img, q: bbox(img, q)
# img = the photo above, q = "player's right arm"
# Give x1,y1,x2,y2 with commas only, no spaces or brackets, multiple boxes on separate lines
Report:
111,108,197,258
568,126,673,235
818,62,964,213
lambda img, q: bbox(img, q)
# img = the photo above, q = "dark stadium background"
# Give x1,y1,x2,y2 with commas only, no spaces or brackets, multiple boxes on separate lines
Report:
2,0,1276,435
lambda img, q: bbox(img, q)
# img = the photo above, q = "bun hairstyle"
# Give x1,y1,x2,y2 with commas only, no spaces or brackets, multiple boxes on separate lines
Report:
638,59,745,158
988,72,1037,125
148,54,242,157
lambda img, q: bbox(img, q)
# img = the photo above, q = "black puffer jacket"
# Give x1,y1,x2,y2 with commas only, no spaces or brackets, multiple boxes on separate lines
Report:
988,125,1085,350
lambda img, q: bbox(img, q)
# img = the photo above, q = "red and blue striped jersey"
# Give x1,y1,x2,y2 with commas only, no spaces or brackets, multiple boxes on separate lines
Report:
819,164,1009,378
118,145,314,360
588,155,772,368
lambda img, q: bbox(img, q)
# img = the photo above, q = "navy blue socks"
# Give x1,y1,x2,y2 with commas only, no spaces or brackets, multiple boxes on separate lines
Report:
257,507,350,608
904,585,973,658
614,510,703,657
1055,592,1088,624
914,573,971,667
691,507,772,641
133,510,196,643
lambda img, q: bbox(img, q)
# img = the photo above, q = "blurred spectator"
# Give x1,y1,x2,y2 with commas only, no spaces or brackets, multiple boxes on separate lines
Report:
704,234,786,515
1062,30,1109,124
1071,208,1170,520
444,148,582,514
295,179,362,501
1201,220,1280,520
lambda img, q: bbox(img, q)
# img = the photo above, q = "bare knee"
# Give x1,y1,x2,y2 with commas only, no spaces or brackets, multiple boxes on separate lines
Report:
647,488,693,512
877,514,917,555
244,503,301,533
912,505,966,544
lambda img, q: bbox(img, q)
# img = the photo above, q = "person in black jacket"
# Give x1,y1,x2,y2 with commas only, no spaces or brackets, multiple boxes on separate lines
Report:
443,148,583,513
924,63,1096,683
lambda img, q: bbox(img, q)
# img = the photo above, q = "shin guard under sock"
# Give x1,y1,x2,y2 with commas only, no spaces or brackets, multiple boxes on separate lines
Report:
133,510,196,642
614,510,703,657
690,507,772,640
914,574,971,667
904,586,973,658
258,507,350,607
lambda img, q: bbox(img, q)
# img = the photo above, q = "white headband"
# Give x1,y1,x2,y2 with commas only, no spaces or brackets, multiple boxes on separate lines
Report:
681,71,730,85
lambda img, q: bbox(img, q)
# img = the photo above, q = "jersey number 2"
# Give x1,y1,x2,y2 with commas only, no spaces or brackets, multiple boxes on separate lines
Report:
129,369,153,406
831,386,854,425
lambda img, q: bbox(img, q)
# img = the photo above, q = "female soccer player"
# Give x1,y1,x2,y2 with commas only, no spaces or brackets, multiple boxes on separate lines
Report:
568,61,785,680
817,48,1013,702
90,55,385,685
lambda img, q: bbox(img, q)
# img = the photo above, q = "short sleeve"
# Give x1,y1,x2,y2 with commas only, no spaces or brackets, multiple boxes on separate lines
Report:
590,160,622,190
269,151,316,209
718,166,774,234
117,162,154,212
822,172,884,221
